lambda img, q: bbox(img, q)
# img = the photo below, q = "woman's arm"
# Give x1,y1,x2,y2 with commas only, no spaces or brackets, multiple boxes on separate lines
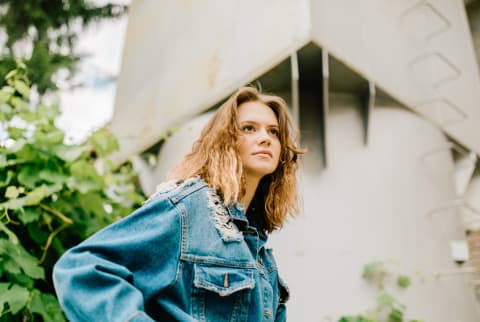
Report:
53,195,181,322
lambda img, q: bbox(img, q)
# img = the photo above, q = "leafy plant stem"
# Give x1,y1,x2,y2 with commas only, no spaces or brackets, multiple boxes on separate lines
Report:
39,223,70,264
39,204,73,225
0,208,20,225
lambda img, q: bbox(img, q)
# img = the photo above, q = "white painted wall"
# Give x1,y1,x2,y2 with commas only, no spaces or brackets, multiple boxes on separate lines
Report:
154,94,479,321
462,174,480,231
271,95,478,321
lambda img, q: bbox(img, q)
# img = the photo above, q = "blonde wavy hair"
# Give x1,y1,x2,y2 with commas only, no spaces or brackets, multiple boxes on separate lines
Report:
168,86,304,232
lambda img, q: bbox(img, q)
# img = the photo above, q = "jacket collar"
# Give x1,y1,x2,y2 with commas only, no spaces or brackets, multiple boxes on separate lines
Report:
226,203,249,227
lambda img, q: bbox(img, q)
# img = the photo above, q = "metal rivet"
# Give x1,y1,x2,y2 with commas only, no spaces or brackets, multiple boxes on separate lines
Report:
224,272,229,288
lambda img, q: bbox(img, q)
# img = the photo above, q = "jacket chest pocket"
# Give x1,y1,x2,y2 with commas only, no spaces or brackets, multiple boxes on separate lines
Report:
192,264,255,322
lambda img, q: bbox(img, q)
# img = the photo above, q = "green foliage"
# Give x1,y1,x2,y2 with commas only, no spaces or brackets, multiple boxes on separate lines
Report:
338,261,424,322
0,65,144,320
362,260,388,290
396,276,411,289
0,0,128,94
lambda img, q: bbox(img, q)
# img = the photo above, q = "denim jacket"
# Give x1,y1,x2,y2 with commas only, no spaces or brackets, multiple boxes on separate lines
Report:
53,177,289,322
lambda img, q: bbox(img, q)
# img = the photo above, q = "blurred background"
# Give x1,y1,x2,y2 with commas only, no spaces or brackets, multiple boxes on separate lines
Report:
2,0,480,321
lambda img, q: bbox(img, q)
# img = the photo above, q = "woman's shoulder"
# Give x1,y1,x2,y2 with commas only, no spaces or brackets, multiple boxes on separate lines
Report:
144,176,209,206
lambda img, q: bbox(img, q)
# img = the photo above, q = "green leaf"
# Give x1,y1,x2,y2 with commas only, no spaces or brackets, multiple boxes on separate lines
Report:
376,293,396,308
0,102,13,115
15,144,38,163
5,69,18,80
30,291,66,322
53,144,88,162
66,177,100,193
70,160,102,180
88,128,119,156
9,96,29,111
0,239,45,280
388,308,404,322
24,185,50,206
77,192,108,216
0,222,19,244
37,104,61,122
5,186,19,199
339,317,356,322
2,257,22,275
362,260,387,290
6,139,26,153
13,253,45,280
397,275,411,289
18,166,41,189
17,111,38,122
77,192,110,234
68,160,103,192
14,80,30,98
1,86,15,95
0,283,30,314
17,207,40,224
0,170,14,188
362,261,385,281
7,126,26,140
34,129,64,145
0,154,6,168
38,168,67,184
0,197,26,210
27,224,49,246
5,271,35,289
0,157,26,169
0,90,11,104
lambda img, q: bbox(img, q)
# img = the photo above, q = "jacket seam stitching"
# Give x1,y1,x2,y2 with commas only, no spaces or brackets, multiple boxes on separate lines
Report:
168,181,207,204
162,201,184,291
180,254,256,269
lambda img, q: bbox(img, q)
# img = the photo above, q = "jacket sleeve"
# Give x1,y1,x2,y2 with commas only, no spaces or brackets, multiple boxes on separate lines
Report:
53,194,181,322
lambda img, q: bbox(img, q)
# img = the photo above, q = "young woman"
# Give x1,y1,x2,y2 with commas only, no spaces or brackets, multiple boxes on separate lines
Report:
53,86,304,322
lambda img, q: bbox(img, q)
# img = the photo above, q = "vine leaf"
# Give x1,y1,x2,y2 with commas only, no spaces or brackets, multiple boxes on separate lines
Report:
0,282,29,314
0,239,45,280
29,291,66,322
0,222,19,244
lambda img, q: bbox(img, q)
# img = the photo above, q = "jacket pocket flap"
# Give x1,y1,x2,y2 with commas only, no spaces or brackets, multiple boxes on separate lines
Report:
194,265,255,297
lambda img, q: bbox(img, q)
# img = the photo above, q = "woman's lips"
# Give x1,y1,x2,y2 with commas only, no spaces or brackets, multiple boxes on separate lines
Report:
253,150,272,157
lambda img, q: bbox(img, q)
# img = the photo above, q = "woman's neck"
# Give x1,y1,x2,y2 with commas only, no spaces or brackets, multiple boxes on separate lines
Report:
241,175,260,211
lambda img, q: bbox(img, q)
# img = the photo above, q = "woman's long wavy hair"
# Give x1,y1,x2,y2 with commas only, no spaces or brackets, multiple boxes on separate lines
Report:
168,86,304,232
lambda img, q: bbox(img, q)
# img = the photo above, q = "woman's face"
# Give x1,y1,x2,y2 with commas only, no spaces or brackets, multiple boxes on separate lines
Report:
237,100,281,180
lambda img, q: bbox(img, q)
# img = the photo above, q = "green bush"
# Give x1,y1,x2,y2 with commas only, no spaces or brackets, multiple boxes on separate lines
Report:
0,64,145,321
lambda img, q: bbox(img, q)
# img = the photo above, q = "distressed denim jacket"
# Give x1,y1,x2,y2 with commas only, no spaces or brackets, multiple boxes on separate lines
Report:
53,177,289,322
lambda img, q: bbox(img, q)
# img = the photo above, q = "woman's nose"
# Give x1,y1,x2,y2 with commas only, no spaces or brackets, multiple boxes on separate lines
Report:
257,128,271,145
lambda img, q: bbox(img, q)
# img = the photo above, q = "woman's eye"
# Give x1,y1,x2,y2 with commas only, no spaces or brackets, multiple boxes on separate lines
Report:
242,125,254,132
269,128,279,136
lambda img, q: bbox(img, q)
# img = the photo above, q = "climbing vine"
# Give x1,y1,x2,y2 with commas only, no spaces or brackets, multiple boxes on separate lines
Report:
0,64,144,320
